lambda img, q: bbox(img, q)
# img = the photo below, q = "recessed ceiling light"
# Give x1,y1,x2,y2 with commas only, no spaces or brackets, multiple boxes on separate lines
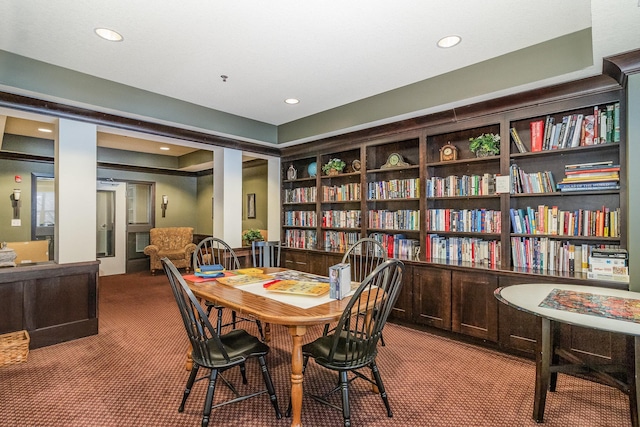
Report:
160,146,170,151
95,28,124,42
437,35,461,48
285,98,300,105
37,128,52,133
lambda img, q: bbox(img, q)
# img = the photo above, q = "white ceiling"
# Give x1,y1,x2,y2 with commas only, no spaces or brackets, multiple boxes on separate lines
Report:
0,0,639,152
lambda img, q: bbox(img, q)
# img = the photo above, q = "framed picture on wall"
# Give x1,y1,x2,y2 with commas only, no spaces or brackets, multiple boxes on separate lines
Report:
247,193,256,218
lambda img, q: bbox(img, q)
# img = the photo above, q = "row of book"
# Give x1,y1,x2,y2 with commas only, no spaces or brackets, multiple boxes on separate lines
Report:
323,231,360,251
426,173,497,197
284,186,317,203
556,160,620,192
510,238,626,278
425,234,501,267
369,232,420,260
509,206,620,237
368,178,419,200
426,208,502,234
322,210,361,228
322,183,361,202
284,229,317,249
511,102,620,153
587,248,629,283
368,209,420,231
510,164,557,194
284,210,317,227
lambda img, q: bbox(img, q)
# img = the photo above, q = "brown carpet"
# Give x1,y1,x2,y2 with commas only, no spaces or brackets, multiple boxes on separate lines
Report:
0,271,632,426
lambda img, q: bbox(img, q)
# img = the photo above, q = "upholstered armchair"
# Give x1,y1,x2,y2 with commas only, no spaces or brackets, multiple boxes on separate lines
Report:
144,227,197,275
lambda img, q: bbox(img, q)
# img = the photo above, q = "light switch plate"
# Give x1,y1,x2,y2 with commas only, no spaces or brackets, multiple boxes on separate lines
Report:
11,219,21,226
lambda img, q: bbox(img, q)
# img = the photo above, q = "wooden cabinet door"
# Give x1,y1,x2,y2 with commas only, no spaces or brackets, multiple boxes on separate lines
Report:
452,270,498,342
412,265,451,330
388,264,413,322
282,249,310,273
497,275,540,354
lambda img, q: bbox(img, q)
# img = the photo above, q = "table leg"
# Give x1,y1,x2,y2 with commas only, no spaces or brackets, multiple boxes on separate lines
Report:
288,325,307,427
533,318,551,423
265,322,272,342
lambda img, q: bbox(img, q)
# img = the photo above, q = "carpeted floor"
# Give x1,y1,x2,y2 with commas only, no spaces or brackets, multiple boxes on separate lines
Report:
0,271,632,426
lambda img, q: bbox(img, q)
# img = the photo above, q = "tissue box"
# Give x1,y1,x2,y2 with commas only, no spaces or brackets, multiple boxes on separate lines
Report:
329,263,351,300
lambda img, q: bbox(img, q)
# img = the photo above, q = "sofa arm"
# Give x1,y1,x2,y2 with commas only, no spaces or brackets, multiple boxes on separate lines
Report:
143,245,159,256
184,243,197,259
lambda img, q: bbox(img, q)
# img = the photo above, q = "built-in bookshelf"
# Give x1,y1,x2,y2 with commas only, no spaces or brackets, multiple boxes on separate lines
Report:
280,82,627,283
282,156,319,249
505,94,624,278
278,55,636,363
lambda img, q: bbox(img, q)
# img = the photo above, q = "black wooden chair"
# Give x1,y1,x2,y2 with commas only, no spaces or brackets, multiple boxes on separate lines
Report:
324,237,388,344
161,258,281,427
251,240,281,268
194,237,264,340
291,259,404,426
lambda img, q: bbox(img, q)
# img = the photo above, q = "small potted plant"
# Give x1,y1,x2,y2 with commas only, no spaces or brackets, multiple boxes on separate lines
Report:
242,229,264,246
322,158,346,175
469,133,501,157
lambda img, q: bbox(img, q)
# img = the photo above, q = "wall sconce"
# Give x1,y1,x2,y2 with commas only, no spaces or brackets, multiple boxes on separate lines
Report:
10,189,21,219
161,195,168,217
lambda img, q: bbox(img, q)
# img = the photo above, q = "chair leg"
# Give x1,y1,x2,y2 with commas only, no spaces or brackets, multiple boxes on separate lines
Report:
323,323,330,336
239,362,248,385
380,331,386,347
201,369,219,427
216,307,224,335
179,364,199,412
370,361,392,417
231,311,237,329
258,355,282,419
339,370,351,427
255,320,265,341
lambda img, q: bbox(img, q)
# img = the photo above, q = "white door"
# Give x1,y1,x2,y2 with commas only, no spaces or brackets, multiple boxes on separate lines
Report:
97,181,126,276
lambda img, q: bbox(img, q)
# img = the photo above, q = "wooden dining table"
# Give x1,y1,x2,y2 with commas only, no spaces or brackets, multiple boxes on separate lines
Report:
185,267,353,427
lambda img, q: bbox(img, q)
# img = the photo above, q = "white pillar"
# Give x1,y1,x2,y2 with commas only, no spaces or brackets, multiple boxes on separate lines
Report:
54,119,97,264
212,147,243,247
267,157,281,243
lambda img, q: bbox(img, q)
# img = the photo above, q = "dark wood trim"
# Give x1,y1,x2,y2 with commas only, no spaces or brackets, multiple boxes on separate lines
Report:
0,91,282,158
603,49,640,86
282,74,622,158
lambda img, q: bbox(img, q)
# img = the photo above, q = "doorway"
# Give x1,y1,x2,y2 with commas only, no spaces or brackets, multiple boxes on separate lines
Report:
97,181,126,276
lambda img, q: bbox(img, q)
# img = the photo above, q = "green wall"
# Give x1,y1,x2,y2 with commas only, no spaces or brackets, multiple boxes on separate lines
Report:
242,161,268,233
0,159,53,242
196,173,214,235
96,168,198,230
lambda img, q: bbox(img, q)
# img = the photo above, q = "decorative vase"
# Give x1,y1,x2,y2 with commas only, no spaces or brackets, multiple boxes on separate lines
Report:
307,162,317,177
328,168,339,176
475,148,491,157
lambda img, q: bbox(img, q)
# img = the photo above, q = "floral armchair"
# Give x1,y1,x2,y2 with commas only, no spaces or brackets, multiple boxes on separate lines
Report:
144,227,197,275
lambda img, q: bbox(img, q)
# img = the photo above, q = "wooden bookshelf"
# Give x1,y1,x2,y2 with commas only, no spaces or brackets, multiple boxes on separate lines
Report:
280,70,630,365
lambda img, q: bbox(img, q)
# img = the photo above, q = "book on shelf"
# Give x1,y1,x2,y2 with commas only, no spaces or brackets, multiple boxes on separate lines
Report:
565,160,614,169
583,114,595,145
510,127,527,153
586,271,629,283
530,120,544,152
590,248,628,259
556,183,620,192
542,116,554,150
568,114,584,147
